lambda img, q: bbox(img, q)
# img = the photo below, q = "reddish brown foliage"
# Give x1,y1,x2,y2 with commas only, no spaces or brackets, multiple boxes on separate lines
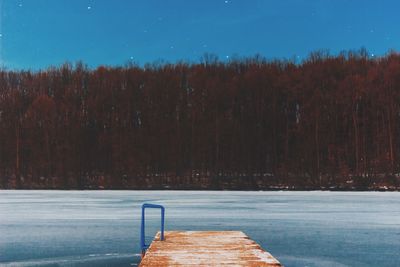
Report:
0,51,399,189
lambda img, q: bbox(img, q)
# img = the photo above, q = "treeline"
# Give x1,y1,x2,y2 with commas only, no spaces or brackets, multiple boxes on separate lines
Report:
1,49,400,190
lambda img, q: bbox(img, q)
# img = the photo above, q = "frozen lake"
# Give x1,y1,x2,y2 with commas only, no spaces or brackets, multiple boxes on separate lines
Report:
1,191,399,267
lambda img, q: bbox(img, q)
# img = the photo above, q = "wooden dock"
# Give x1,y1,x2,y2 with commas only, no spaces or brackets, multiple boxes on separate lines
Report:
139,231,281,266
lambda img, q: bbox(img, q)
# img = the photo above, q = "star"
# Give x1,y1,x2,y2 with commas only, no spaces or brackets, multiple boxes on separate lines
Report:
130,56,134,60
18,3,22,7
225,0,229,3
87,6,92,10
0,34,2,38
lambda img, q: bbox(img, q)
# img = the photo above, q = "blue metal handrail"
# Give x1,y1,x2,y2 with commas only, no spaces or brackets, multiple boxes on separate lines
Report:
140,203,165,255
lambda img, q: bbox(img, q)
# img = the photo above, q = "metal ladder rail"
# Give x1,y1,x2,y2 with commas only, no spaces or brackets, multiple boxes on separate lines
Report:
140,203,165,256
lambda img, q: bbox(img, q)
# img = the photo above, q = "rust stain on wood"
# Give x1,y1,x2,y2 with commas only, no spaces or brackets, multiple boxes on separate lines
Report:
140,231,282,266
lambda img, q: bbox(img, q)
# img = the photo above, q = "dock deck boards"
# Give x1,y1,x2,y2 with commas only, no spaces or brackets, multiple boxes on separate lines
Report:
139,231,281,266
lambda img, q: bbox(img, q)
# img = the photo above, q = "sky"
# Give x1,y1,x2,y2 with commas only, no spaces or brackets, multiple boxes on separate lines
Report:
0,0,399,70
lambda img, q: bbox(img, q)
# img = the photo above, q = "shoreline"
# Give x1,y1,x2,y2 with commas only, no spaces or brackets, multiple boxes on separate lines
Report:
1,187,399,191
2,173,399,191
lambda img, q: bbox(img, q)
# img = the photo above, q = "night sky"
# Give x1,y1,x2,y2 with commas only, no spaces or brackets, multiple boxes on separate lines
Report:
0,0,399,70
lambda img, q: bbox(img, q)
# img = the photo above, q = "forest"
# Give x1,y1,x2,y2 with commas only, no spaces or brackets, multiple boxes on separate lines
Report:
1,49,400,190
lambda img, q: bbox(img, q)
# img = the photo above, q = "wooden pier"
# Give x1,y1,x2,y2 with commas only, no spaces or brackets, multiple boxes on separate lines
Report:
139,231,281,266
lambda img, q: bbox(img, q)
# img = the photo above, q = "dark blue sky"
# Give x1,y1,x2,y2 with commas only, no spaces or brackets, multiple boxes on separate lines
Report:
0,0,399,70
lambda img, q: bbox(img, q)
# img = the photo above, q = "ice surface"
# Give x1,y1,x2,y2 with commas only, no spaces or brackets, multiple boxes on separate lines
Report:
1,190,400,266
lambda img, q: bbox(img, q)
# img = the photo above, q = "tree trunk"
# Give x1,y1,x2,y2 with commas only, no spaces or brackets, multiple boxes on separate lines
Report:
315,114,320,185
387,107,394,173
353,107,359,175
215,115,219,171
15,123,20,188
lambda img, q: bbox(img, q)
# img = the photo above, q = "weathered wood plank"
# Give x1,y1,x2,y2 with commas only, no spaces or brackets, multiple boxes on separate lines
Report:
140,231,281,266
